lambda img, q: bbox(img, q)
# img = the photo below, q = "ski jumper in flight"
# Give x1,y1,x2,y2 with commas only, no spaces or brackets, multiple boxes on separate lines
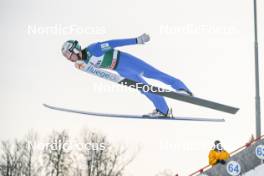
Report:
61,34,192,117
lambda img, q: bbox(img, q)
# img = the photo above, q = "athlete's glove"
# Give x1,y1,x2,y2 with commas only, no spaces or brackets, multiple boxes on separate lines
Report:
137,33,150,44
75,60,86,70
217,160,226,165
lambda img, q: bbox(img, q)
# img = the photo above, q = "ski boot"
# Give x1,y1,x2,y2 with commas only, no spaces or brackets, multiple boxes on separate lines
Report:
143,108,173,118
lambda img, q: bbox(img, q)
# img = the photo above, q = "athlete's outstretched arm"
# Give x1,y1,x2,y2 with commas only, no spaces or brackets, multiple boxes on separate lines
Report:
87,33,150,56
101,33,150,48
100,38,137,49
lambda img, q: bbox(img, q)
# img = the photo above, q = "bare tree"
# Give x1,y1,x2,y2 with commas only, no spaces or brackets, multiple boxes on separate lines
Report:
0,140,25,176
21,131,41,176
0,131,40,176
0,129,136,176
42,130,72,176
80,129,136,176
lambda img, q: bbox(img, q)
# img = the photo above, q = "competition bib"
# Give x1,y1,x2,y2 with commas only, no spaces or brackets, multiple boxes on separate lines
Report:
89,55,104,67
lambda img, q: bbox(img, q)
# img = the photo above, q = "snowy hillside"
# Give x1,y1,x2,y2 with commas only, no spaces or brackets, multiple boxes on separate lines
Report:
242,164,264,176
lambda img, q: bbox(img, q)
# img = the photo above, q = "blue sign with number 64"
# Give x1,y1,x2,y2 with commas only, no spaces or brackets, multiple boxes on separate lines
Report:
226,161,241,176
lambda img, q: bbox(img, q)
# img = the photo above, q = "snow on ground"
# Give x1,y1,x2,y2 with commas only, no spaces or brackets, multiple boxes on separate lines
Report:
242,163,264,176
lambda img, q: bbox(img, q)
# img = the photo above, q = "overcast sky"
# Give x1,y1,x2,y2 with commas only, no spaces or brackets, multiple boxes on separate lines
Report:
0,0,264,175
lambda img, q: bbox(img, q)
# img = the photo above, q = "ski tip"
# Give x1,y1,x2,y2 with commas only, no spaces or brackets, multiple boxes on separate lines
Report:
43,103,52,109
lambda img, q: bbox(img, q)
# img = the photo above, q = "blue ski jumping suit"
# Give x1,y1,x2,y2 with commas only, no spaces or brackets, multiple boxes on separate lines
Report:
82,38,192,114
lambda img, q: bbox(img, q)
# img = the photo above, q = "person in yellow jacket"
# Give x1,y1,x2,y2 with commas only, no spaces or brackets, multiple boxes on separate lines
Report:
208,140,230,166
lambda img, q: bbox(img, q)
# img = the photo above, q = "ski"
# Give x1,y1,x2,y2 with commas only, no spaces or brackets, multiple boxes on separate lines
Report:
43,104,225,122
119,79,239,114
82,64,239,114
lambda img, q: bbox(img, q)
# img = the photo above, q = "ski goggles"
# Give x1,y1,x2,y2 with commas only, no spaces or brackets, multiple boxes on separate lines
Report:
68,40,81,55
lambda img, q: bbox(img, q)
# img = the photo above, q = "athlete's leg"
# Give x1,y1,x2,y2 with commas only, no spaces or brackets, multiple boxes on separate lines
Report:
115,68,169,115
116,52,192,94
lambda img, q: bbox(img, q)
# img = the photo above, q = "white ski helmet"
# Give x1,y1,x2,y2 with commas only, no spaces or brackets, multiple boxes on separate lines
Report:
214,140,223,151
61,40,81,62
